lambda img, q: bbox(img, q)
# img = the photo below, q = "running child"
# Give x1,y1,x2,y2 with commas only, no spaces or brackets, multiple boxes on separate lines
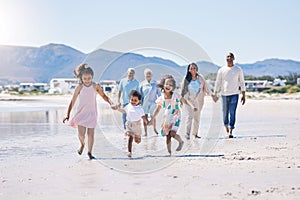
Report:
116,90,149,158
63,63,117,159
150,74,192,155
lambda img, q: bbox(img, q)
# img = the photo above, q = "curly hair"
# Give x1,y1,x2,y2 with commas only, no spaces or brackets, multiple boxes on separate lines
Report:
73,63,94,83
129,89,142,100
157,74,176,94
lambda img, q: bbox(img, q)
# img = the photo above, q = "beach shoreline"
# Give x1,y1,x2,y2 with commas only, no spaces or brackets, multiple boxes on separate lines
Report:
1,91,300,101
0,96,299,199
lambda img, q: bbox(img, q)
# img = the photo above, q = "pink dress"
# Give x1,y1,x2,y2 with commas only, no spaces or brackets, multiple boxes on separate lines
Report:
69,84,97,128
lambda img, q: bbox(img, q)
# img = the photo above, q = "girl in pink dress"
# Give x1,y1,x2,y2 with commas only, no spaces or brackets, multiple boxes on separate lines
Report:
63,64,116,159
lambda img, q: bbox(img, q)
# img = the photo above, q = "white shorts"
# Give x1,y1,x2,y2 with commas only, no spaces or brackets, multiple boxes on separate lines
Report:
125,121,142,138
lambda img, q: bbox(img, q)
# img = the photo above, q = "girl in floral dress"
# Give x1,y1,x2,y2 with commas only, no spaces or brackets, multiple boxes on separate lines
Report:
151,74,192,155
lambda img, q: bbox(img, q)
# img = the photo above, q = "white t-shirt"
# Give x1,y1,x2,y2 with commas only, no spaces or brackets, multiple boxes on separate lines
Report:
125,104,145,122
214,65,246,96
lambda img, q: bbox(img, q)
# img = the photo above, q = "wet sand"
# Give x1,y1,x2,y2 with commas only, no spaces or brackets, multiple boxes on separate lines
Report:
0,95,299,199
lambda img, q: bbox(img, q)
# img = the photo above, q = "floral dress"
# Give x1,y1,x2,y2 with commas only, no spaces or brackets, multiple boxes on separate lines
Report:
155,92,181,136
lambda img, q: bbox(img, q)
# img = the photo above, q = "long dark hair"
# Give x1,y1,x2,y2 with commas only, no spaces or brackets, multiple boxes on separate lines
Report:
181,63,198,97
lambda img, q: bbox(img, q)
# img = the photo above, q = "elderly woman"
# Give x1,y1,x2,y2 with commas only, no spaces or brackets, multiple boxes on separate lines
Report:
181,63,213,139
139,68,161,136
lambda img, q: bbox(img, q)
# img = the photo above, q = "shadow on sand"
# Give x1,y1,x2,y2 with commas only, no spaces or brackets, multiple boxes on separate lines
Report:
93,154,225,161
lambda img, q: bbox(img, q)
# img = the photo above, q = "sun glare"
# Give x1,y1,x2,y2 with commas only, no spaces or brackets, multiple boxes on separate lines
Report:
0,6,14,44
0,1,25,45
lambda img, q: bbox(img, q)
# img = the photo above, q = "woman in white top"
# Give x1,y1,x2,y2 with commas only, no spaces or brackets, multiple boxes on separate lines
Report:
181,63,213,139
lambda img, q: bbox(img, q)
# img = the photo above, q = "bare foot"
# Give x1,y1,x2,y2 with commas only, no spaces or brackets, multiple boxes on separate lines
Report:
176,141,184,151
77,145,84,155
225,126,230,134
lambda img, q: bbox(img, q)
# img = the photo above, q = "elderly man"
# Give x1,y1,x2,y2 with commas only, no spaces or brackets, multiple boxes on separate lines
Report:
118,68,139,129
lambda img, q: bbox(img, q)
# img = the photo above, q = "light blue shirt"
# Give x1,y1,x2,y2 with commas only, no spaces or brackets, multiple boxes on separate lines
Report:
139,80,161,104
188,79,201,95
118,78,139,105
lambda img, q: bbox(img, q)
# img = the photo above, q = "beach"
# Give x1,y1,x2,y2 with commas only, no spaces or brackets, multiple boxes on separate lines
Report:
0,94,299,199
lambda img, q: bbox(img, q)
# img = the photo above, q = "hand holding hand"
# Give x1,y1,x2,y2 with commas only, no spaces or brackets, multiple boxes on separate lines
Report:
211,95,218,103
110,104,118,110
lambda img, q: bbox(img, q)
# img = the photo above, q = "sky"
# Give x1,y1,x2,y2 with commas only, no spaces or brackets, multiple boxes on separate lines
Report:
0,0,299,66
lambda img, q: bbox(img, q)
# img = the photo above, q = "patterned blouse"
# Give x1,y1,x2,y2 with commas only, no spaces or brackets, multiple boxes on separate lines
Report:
155,92,181,136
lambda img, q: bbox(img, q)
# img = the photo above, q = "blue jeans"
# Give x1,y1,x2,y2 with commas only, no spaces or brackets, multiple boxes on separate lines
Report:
122,103,128,130
221,94,239,129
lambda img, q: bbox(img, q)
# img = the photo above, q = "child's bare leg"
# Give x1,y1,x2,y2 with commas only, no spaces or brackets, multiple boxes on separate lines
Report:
77,125,86,155
87,128,95,159
152,117,159,135
171,131,184,151
128,135,133,157
143,114,148,136
166,134,172,155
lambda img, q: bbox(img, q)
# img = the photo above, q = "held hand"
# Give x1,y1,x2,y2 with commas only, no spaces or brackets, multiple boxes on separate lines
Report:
148,119,153,126
212,95,218,103
63,117,69,123
145,119,151,126
110,104,118,110
241,96,246,105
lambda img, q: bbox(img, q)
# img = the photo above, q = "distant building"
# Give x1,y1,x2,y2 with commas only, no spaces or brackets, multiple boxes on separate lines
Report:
18,83,48,92
48,78,78,94
245,80,271,91
297,78,300,85
273,78,286,86
99,80,118,94
3,84,20,91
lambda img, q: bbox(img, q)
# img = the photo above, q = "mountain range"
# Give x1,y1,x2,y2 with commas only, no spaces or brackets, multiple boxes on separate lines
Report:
0,43,300,85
